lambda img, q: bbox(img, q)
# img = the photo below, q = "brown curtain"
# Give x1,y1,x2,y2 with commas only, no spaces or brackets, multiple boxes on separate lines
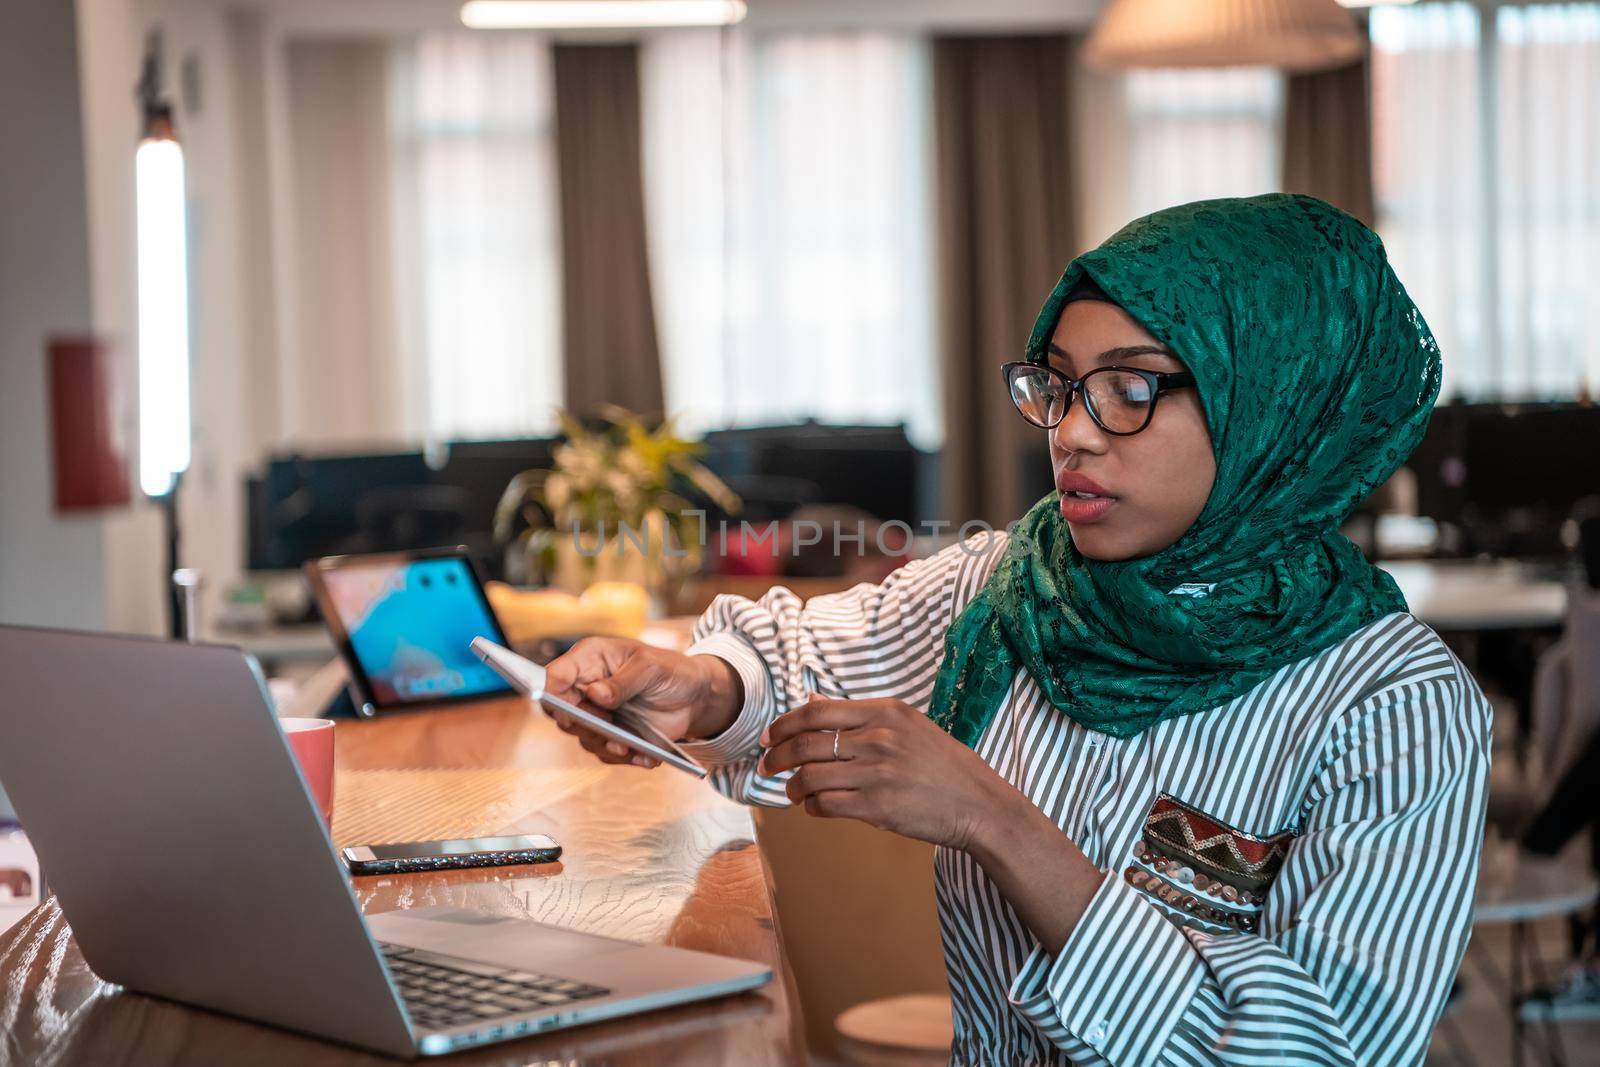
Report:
1281,53,1375,227
552,44,665,417
933,36,1078,529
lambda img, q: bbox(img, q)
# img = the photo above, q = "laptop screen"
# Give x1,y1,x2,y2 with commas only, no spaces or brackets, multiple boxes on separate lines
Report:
318,555,512,707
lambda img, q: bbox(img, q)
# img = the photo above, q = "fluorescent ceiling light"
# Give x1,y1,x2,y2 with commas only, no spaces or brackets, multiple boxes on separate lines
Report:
461,1,747,29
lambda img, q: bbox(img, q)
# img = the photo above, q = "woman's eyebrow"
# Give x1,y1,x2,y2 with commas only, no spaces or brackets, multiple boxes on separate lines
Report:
1047,341,1180,367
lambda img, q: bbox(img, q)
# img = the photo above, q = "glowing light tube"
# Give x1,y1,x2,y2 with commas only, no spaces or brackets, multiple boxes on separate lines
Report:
135,132,191,498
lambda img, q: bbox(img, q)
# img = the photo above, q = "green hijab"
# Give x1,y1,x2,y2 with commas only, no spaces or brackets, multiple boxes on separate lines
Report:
928,194,1442,744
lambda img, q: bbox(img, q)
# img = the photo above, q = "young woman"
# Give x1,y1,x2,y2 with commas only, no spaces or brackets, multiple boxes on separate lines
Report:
544,194,1492,1066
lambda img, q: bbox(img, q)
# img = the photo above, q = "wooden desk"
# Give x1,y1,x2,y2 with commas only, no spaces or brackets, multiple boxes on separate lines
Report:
0,698,804,1065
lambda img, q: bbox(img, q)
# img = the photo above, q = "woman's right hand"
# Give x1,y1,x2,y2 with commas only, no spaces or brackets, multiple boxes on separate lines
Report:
541,637,743,767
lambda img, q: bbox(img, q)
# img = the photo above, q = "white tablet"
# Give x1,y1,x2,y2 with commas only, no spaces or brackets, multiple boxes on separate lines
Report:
470,637,708,779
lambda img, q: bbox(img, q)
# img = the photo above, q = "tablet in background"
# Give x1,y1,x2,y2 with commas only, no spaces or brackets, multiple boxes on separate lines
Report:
304,549,512,716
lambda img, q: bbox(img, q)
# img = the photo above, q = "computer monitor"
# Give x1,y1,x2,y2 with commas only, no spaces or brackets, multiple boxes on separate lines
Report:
700,421,929,525
246,451,433,571
1409,402,1600,558
246,439,557,574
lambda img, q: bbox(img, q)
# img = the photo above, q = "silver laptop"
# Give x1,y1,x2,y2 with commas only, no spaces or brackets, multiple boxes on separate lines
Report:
0,626,771,1059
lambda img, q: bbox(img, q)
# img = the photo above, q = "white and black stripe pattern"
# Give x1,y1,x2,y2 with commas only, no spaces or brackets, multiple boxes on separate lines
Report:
679,533,1493,1066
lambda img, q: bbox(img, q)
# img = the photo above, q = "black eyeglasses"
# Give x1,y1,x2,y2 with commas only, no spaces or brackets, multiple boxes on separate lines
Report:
1001,361,1197,436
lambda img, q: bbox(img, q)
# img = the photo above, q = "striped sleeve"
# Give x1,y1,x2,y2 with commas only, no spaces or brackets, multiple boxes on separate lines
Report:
1006,652,1493,1065
677,532,1009,807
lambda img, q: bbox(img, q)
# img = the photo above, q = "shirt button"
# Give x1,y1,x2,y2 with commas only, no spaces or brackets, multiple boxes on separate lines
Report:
1087,1019,1109,1044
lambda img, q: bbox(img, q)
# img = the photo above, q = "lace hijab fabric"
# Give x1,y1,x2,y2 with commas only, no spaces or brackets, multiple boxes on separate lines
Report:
929,194,1443,743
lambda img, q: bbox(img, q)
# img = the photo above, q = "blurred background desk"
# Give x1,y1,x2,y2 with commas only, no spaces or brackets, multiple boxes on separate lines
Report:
1383,560,1568,633
0,693,803,1066
1382,559,1571,768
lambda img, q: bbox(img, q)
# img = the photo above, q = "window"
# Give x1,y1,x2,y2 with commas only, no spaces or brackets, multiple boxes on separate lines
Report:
641,30,939,448
389,34,564,440
1372,2,1600,400
1370,3,1489,399
1493,3,1600,399
1124,67,1284,220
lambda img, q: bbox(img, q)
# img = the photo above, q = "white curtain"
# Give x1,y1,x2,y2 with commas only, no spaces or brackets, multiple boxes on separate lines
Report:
388,33,564,441
1372,2,1600,400
1123,67,1284,221
1494,4,1600,399
640,30,939,449
284,40,406,447
1370,3,1489,400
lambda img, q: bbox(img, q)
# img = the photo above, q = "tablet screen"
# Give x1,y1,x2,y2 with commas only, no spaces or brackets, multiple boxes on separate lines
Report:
318,556,511,707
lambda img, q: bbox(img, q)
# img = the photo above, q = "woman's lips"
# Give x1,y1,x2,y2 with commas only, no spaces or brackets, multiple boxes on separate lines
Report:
1055,472,1117,524
1058,493,1117,524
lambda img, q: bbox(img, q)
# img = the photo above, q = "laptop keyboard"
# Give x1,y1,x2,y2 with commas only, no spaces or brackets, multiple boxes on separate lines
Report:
379,942,610,1033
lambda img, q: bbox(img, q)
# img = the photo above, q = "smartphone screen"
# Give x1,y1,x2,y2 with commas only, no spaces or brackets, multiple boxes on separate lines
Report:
362,835,557,860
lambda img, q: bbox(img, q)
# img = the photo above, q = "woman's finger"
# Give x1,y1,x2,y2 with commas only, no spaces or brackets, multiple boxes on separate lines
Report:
802,789,864,820
782,758,864,802
761,698,878,749
582,653,662,709
543,635,630,695
548,703,629,764
760,726,864,776
574,727,631,764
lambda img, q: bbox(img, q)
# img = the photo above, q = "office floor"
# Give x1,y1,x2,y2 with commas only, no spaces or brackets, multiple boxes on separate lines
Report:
1430,914,1600,1066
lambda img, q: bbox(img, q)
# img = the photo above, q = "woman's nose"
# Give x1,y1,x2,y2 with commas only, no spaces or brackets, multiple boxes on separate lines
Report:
1051,391,1107,456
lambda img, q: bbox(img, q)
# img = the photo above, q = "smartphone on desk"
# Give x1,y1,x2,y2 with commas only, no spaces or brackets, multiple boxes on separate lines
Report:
341,834,561,876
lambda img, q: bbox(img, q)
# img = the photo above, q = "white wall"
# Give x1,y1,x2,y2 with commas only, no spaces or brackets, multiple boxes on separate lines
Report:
152,1,257,639
76,0,164,637
75,0,270,636
0,0,108,631
73,0,427,638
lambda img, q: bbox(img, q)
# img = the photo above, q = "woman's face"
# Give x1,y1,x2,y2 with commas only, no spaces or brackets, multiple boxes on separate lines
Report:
1046,299,1216,561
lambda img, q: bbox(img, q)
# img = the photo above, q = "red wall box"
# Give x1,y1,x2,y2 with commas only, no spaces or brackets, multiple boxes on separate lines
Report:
48,336,130,512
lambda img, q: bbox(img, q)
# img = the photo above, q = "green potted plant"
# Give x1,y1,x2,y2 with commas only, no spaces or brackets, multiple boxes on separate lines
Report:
494,405,740,608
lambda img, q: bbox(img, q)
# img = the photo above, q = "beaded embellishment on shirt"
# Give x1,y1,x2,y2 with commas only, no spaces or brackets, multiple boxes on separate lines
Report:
1122,793,1300,936
1143,794,1295,892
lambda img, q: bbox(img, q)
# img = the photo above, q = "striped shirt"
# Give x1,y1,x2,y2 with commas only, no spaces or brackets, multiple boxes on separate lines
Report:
677,532,1492,1066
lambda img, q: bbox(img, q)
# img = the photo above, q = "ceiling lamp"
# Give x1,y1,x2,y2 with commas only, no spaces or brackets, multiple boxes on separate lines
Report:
460,1,747,29
1084,0,1366,72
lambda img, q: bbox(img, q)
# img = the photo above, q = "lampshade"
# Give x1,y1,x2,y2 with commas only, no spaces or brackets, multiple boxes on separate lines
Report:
1084,0,1365,73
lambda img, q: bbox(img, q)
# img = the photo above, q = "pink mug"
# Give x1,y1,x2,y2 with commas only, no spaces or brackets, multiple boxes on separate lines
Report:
281,717,336,826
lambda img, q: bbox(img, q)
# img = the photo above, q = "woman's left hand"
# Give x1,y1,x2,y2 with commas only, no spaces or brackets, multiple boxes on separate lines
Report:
757,696,1016,852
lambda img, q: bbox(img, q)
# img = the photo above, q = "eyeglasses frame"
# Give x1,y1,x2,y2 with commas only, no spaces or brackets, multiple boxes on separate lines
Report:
1000,361,1198,437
